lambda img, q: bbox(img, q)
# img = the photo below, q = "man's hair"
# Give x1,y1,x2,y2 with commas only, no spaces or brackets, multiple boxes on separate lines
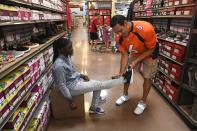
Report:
110,15,127,27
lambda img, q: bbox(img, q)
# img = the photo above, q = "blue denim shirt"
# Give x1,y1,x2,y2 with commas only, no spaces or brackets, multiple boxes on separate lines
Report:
52,54,81,100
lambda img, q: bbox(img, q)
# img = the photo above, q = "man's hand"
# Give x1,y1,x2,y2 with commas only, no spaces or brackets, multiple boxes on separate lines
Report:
130,60,138,69
112,74,121,79
80,74,90,81
69,102,77,110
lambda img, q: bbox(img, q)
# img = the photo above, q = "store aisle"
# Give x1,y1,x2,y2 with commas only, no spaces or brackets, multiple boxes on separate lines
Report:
48,26,189,131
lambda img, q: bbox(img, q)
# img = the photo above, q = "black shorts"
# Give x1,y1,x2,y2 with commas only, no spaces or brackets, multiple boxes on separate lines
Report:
90,32,98,40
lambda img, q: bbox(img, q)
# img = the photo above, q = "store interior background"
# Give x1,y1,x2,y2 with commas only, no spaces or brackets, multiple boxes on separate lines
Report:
0,0,196,130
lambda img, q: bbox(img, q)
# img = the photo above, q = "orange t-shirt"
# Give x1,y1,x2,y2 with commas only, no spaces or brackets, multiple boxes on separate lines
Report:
116,21,158,58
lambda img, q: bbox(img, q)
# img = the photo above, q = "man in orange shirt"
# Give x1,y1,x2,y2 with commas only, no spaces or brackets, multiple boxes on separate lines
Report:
110,15,158,115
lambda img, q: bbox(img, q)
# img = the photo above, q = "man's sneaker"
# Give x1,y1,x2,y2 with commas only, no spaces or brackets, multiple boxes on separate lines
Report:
89,107,105,115
116,95,129,106
133,100,147,115
123,65,132,84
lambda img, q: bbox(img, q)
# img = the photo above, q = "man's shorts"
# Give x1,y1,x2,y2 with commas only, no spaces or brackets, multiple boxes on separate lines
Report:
131,58,158,79
90,32,98,40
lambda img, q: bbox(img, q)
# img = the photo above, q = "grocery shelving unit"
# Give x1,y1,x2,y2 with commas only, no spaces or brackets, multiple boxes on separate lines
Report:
0,0,68,130
87,1,112,25
132,0,197,129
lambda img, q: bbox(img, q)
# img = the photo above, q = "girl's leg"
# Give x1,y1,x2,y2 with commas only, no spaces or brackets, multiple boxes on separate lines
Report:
70,77,125,96
91,90,101,108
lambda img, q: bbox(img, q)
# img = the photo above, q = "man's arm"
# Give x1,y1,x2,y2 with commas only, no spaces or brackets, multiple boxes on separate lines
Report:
132,48,154,65
119,50,129,75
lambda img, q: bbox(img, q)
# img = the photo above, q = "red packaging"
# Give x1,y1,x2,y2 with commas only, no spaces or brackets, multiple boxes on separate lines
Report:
164,61,172,74
173,44,186,54
168,85,179,102
167,8,175,15
165,76,171,85
182,0,194,4
171,52,185,63
170,70,182,81
183,6,194,16
171,64,182,74
0,105,9,120
176,8,182,15
174,0,180,5
168,0,174,6
165,82,171,92
159,63,165,72
163,85,169,95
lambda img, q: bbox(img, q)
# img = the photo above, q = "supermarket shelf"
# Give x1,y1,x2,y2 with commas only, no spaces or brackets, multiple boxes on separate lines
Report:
153,82,197,128
179,105,197,126
0,19,66,27
0,31,66,80
158,69,180,85
87,1,112,2
134,4,195,12
89,14,111,16
3,0,66,14
182,83,197,96
186,58,197,65
0,63,52,130
134,15,192,19
152,82,177,107
88,9,111,10
160,53,184,66
24,81,53,130
158,37,187,47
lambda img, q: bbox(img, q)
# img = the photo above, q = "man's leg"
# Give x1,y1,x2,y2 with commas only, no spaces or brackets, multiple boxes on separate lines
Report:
123,83,129,96
142,78,152,102
134,59,158,115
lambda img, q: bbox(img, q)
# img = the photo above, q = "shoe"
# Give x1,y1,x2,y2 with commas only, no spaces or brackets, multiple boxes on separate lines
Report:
134,100,147,115
123,65,132,84
116,95,129,106
89,107,105,115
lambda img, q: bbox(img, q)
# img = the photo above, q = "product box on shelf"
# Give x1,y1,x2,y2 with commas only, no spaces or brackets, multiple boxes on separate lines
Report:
182,0,194,4
183,6,194,16
171,63,182,74
0,4,10,21
170,68,182,81
3,83,17,103
0,92,7,111
174,0,180,5
15,66,31,81
168,0,174,6
3,108,22,130
168,84,179,102
164,60,172,74
158,75,165,89
0,104,9,122
171,51,185,63
163,85,169,95
0,74,16,92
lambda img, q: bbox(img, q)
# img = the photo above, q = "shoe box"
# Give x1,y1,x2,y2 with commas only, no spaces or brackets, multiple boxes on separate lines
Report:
159,57,183,81
160,40,186,63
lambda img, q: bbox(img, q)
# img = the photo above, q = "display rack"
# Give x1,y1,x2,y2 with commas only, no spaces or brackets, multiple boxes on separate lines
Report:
132,0,197,129
87,0,112,26
0,0,67,130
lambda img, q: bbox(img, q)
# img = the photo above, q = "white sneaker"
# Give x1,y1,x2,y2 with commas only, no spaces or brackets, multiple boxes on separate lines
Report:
116,95,129,106
134,100,147,115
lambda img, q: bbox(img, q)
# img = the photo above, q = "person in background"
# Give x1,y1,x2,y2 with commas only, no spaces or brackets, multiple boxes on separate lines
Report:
89,13,101,51
110,15,159,115
52,37,131,115
102,24,111,50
